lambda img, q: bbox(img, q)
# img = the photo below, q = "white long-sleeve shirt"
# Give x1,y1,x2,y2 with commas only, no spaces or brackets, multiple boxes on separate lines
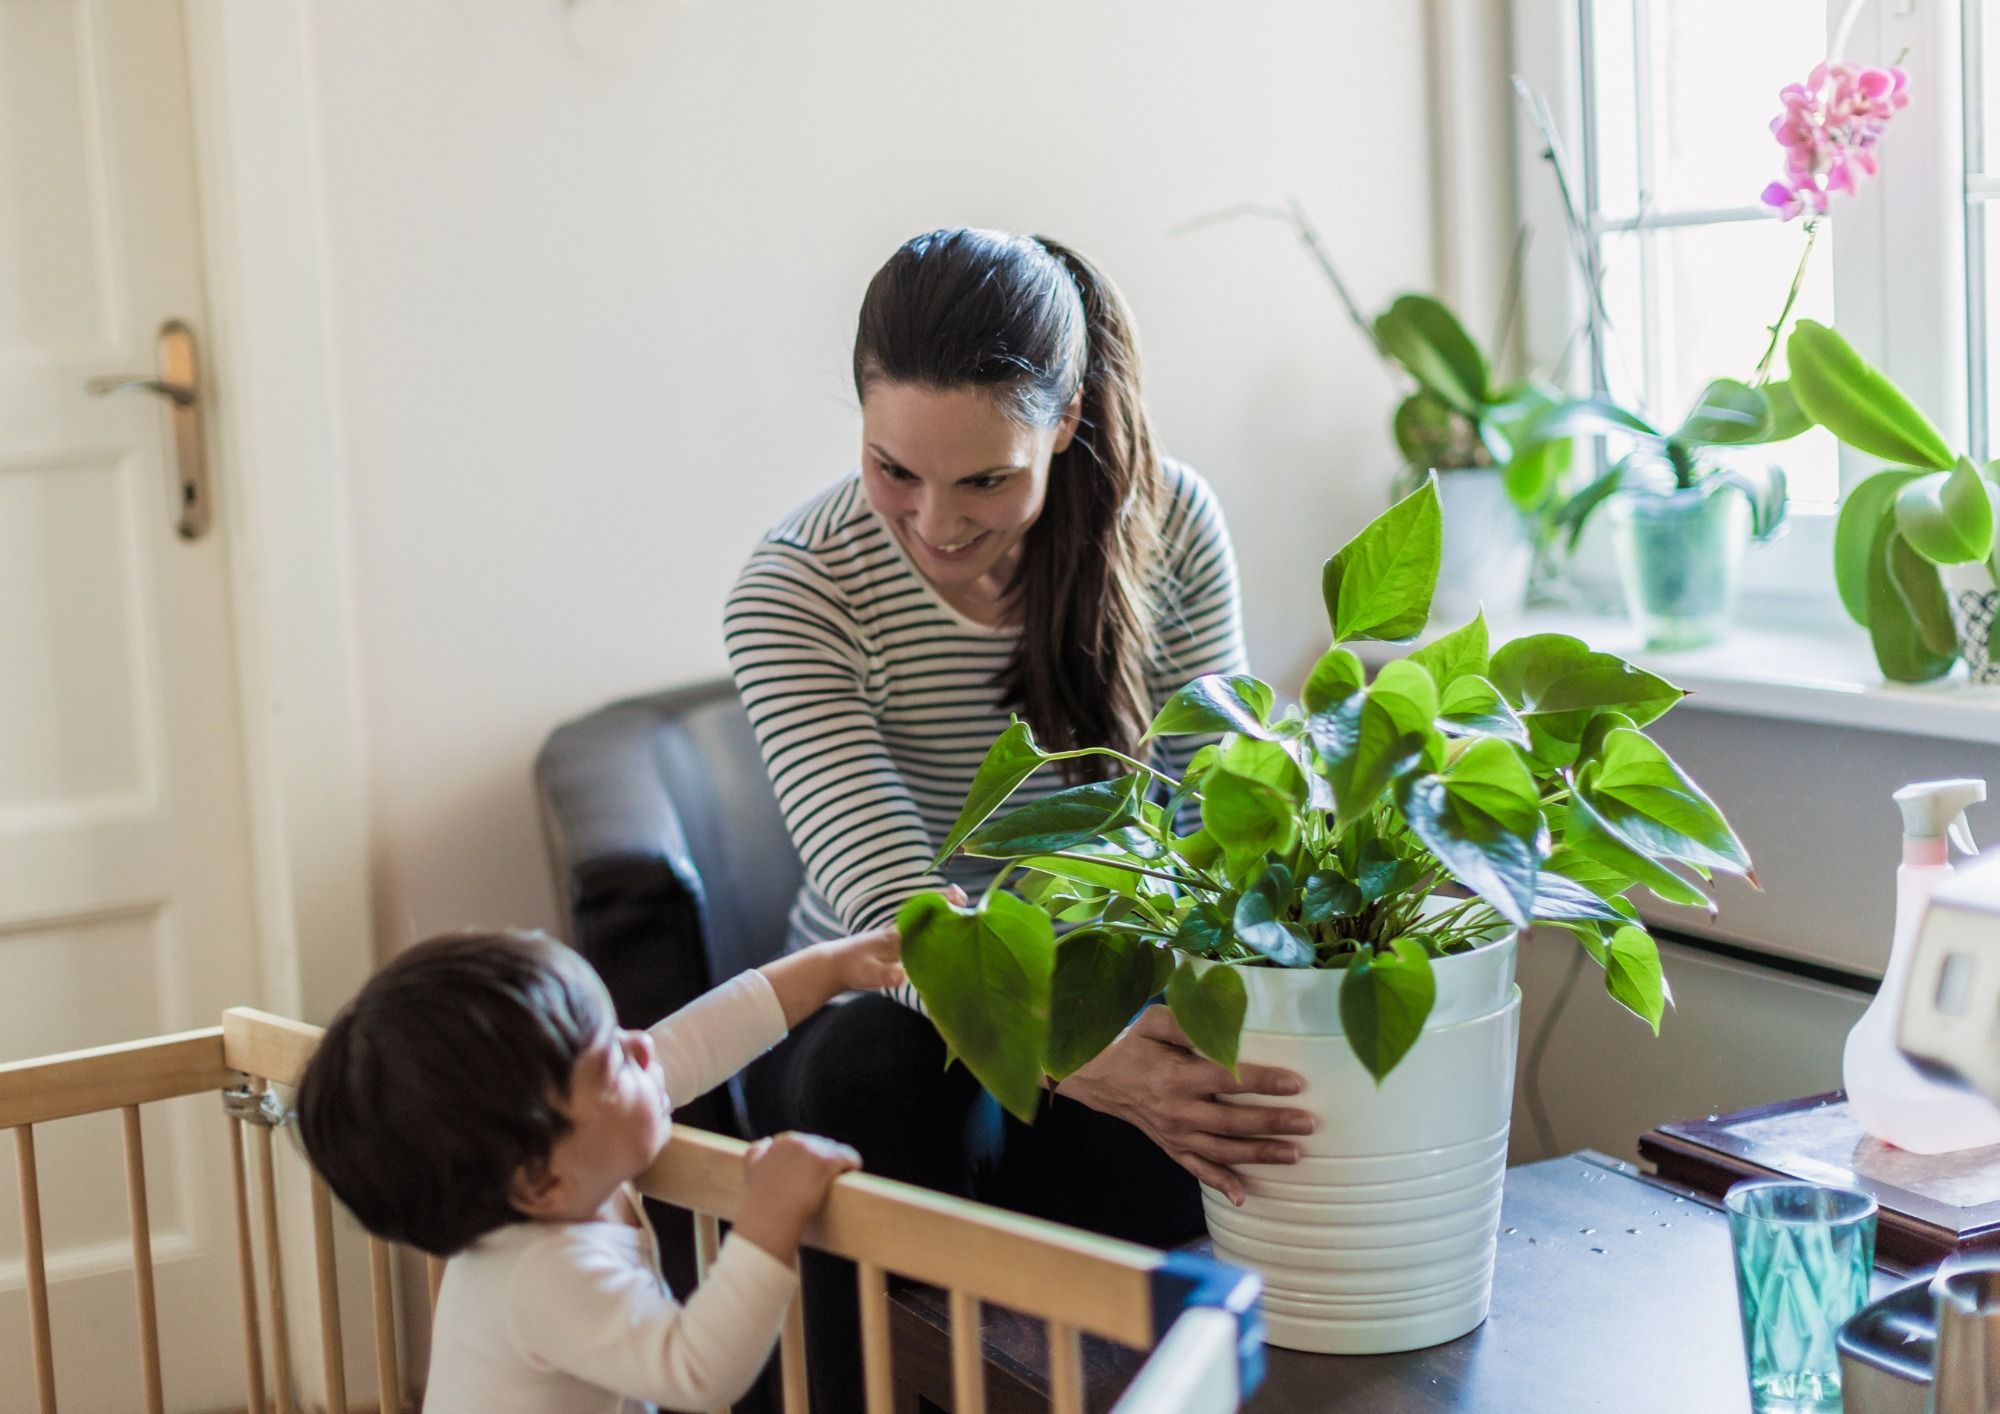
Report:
724,460,1248,1007
422,971,792,1414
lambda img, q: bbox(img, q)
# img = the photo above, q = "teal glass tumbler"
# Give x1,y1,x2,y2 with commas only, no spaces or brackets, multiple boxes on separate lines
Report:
1725,1180,1878,1413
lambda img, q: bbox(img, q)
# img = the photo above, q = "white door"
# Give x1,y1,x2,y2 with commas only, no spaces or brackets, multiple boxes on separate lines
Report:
0,1,266,1410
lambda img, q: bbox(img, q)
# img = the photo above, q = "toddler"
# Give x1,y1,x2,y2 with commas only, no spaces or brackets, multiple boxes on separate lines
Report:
297,924,901,1413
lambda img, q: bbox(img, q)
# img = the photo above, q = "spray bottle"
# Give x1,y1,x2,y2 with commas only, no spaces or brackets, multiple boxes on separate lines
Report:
1842,778,2000,1153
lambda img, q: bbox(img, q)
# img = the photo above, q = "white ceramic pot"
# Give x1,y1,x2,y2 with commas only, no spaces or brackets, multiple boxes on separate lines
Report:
1205,934,1520,1355
1432,468,1532,622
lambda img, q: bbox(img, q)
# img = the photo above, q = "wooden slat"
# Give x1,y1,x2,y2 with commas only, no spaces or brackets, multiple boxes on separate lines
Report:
1047,1320,1084,1414
780,1291,809,1414
310,1175,349,1414
226,1114,268,1414
121,1107,165,1414
253,1098,296,1414
949,1289,985,1414
641,1130,1160,1346
0,1028,229,1128
693,1211,721,1282
222,1007,321,1088
426,1254,446,1325
857,1261,894,1414
15,1126,57,1414
368,1238,400,1414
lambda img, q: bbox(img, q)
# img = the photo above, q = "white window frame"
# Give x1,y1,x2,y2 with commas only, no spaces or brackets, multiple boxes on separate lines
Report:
1508,0,1969,631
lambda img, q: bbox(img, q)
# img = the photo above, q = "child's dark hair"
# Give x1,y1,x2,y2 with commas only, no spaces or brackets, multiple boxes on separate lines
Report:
296,930,610,1256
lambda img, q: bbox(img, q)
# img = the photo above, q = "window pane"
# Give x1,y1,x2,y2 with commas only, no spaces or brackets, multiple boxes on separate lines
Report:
1597,219,1841,503
1587,2,1642,217
1982,203,2000,461
1587,0,1828,218
1984,0,2000,168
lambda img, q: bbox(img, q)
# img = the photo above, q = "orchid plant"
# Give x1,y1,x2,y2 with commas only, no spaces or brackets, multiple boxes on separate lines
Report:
1508,57,1911,545
1755,60,1911,382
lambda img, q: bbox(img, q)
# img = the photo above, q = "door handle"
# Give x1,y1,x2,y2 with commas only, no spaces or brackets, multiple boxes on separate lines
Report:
85,320,210,541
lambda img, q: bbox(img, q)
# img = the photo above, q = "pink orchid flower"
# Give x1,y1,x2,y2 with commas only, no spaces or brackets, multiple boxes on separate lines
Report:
1761,62,1910,220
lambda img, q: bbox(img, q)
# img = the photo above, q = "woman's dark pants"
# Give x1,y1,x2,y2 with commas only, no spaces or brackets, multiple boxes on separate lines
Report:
741,995,1203,1409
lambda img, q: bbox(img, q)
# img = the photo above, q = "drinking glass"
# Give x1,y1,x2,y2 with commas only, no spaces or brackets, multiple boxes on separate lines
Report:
1725,1179,1878,1413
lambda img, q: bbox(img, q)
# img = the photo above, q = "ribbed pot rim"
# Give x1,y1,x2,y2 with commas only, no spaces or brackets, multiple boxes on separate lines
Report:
1199,923,1518,1036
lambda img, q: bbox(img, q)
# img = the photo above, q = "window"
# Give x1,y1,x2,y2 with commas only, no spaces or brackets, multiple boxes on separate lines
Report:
1512,0,1970,613
1578,0,1844,505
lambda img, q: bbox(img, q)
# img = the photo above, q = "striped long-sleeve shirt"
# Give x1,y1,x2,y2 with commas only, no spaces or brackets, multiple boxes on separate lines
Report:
724,460,1247,1007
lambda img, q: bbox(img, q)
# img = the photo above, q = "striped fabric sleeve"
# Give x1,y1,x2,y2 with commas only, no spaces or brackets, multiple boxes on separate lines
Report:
1147,465,1252,788
724,542,949,940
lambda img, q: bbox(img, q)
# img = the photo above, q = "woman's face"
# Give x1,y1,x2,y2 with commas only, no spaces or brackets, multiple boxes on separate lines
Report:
859,382,1078,595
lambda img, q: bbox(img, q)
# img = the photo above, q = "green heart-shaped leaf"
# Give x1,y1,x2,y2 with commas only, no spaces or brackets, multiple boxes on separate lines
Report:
1437,674,1529,746
933,719,1053,866
1232,863,1314,967
963,776,1145,858
1488,634,1684,764
1017,853,1140,898
1560,795,1709,910
1301,645,1366,714
1594,924,1668,1033
1339,938,1438,1082
1308,659,1440,830
899,891,1056,1121
1300,869,1364,922
1166,959,1247,1073
1407,613,1490,692
1145,674,1279,741
1322,479,1443,643
1395,739,1543,927
1200,738,1309,867
1046,931,1173,1080
1574,728,1752,878
1530,869,1628,923
1786,320,1955,470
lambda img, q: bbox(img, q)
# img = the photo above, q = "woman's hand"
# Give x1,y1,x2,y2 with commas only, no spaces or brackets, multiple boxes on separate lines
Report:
1054,1005,1314,1206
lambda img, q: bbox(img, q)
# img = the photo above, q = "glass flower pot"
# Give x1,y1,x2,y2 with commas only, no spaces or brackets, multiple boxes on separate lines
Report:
1609,485,1750,650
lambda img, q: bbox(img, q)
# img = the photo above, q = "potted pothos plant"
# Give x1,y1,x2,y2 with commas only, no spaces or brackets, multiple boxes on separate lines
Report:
898,477,1755,1355
1787,319,2000,683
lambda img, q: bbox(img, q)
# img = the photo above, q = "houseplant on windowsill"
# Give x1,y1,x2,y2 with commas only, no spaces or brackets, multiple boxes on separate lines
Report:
1520,381,1802,650
1511,78,1822,650
1786,319,2000,684
896,477,1755,1354
1182,201,1581,620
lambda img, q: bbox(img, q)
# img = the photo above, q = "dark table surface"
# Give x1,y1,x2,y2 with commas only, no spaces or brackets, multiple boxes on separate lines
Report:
892,1150,1907,1413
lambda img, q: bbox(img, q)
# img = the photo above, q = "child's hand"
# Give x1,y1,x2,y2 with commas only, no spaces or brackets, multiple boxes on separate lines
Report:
734,1132,862,1262
820,923,904,993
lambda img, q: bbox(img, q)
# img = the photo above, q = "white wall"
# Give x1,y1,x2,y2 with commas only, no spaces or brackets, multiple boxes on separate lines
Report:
299,0,1444,951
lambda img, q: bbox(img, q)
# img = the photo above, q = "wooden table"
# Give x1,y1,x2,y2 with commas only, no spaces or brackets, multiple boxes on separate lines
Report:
889,1151,1904,1412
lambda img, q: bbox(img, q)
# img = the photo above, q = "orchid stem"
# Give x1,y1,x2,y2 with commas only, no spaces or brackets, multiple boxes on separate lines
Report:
1753,218,1819,385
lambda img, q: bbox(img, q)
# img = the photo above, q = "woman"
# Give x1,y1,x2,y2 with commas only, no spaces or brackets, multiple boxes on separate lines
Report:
726,228,1311,1399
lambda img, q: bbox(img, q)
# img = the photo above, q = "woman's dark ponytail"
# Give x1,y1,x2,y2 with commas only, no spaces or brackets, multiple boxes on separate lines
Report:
853,229,1164,779
1005,237,1163,777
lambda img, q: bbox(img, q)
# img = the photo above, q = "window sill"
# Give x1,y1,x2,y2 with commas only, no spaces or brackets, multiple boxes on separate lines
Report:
1356,607,2000,745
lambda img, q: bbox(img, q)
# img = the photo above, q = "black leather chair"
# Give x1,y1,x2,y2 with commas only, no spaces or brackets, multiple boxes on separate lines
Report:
533,678,801,1305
